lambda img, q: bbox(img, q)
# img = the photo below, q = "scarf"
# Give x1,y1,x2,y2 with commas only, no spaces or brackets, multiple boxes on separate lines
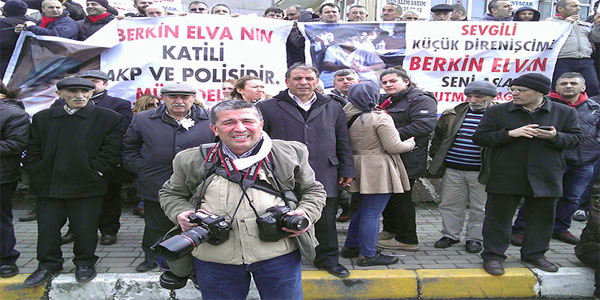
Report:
40,16,58,28
88,12,110,23
548,91,588,108
224,131,273,171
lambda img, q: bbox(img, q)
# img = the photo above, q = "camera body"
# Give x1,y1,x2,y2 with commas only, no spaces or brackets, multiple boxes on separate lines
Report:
256,206,309,242
152,211,231,261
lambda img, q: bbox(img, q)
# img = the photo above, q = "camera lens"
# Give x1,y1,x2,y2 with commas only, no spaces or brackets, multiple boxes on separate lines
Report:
154,226,209,260
282,215,309,231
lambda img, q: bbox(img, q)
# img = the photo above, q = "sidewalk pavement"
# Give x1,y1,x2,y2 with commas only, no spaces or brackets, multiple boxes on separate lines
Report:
0,208,595,299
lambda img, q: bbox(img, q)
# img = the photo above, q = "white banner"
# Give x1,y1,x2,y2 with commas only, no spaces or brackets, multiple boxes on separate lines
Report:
101,15,292,106
380,0,432,20
403,21,571,112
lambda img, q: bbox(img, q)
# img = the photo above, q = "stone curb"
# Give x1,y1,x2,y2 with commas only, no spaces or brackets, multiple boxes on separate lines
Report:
0,267,594,299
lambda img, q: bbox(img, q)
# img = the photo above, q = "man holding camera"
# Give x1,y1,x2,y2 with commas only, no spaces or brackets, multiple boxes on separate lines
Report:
473,73,583,276
159,100,326,299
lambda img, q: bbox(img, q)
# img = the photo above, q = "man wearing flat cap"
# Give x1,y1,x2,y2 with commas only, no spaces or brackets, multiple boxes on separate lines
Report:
51,70,132,246
76,0,116,41
429,81,498,254
23,77,124,287
430,4,453,21
473,73,583,276
122,82,214,272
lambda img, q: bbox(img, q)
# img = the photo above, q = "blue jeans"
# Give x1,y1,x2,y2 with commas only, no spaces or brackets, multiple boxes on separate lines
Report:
344,193,391,257
579,159,600,212
512,163,594,233
193,250,302,300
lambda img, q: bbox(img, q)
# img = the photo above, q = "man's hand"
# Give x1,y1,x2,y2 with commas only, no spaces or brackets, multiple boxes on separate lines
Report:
281,209,311,237
14,24,25,33
508,124,540,138
535,126,557,140
565,15,580,23
339,177,353,188
176,210,198,232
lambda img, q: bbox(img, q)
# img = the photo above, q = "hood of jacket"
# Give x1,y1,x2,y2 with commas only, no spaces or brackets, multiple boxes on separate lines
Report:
513,6,540,21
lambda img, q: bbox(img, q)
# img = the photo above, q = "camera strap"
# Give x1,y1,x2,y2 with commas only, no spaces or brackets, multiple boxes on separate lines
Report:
203,142,275,221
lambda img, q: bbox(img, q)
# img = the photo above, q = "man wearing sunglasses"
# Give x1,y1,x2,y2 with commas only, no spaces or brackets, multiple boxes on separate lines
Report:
122,83,215,273
188,1,208,14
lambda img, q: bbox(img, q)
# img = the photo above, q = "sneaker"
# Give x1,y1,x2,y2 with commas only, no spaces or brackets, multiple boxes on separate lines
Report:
135,260,158,272
434,237,459,249
378,231,395,241
357,254,399,266
465,240,482,253
511,232,523,246
377,239,419,251
572,210,588,222
552,231,580,245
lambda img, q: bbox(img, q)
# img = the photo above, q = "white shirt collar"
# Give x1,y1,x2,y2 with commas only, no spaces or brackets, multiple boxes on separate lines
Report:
288,90,317,111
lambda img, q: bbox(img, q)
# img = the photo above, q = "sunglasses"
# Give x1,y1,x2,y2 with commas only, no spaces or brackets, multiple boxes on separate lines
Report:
146,102,159,108
190,7,206,12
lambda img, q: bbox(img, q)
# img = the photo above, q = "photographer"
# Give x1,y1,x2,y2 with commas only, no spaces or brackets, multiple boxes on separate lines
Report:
159,100,326,299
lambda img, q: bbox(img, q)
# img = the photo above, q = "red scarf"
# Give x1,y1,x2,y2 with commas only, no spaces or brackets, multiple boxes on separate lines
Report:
40,16,58,28
88,12,110,23
548,91,588,108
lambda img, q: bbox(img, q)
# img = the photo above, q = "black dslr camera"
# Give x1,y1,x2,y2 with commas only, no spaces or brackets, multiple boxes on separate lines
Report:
152,211,231,261
256,206,309,242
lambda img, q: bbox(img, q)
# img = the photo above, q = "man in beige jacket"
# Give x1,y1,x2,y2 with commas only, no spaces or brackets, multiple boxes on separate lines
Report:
159,100,326,299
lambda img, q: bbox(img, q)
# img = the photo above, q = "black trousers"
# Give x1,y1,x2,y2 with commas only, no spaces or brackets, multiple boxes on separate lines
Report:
98,182,122,235
141,200,174,262
382,179,418,244
0,182,20,266
481,194,557,262
36,196,103,270
313,197,340,267
577,251,600,297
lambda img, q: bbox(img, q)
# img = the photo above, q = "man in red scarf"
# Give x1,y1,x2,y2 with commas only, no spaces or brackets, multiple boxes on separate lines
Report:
76,0,115,41
14,0,78,39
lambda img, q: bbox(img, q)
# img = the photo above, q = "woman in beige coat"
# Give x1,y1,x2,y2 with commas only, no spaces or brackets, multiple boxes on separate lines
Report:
341,81,415,266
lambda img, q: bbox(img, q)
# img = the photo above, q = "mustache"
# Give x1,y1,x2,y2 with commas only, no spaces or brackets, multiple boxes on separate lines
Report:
72,98,87,102
172,103,187,107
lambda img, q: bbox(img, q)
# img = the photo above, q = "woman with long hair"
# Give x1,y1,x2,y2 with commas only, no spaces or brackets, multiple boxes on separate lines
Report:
229,75,266,103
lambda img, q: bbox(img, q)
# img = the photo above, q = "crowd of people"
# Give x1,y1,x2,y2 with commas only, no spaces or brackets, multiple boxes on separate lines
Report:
0,0,599,299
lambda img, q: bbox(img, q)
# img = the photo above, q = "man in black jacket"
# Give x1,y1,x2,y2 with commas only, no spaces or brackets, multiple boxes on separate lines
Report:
257,64,355,278
0,83,29,278
0,0,36,80
23,77,124,287
76,0,115,41
473,73,583,276
511,72,600,246
51,70,132,246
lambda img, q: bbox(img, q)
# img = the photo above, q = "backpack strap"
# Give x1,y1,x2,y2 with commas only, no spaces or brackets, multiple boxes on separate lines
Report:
347,113,362,129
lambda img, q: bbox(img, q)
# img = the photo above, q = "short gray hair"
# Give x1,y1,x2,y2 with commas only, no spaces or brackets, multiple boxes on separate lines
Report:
285,63,319,79
334,69,358,78
210,100,263,125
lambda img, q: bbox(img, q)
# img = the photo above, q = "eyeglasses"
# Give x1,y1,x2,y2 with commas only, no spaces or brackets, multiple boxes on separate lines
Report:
190,7,206,12
508,88,530,93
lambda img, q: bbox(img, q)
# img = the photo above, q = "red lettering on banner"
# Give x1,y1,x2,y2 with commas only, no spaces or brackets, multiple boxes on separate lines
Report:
491,58,548,72
461,23,517,36
119,24,179,42
186,26,233,40
409,56,483,72
240,27,273,43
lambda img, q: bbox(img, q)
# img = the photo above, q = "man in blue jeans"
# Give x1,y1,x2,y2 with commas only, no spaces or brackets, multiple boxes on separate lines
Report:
159,100,326,299
511,72,600,246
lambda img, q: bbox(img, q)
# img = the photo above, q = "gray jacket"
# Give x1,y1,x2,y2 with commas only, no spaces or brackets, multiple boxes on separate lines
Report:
122,104,214,202
551,16,600,58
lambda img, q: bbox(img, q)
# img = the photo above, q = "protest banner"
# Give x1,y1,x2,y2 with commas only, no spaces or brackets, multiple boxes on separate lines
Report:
3,21,120,116
379,0,432,20
101,14,292,105
404,21,570,112
301,21,571,113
